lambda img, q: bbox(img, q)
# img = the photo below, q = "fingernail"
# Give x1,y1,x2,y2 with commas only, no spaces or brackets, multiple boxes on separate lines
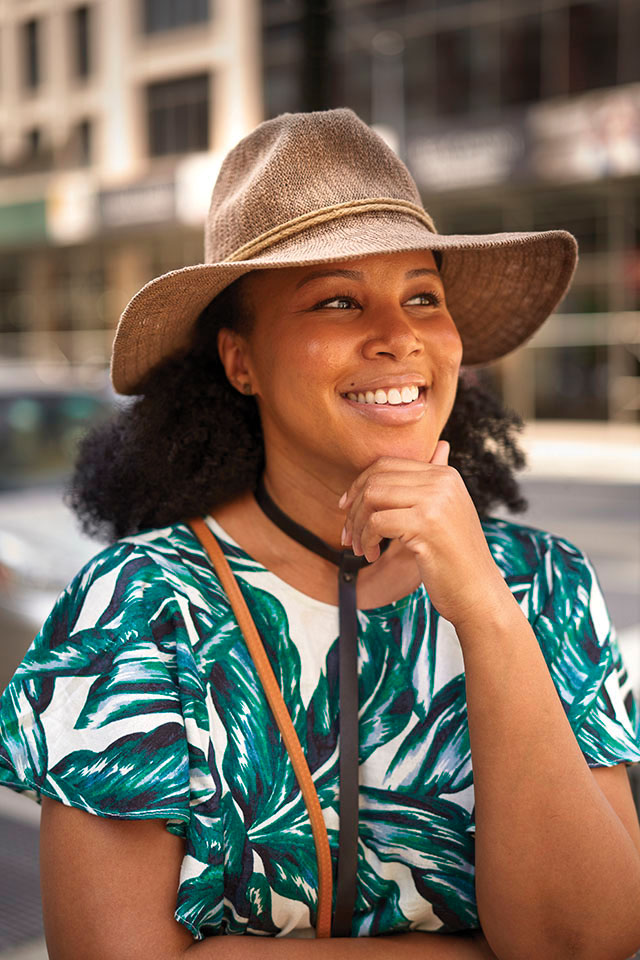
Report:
338,492,347,508
340,525,346,545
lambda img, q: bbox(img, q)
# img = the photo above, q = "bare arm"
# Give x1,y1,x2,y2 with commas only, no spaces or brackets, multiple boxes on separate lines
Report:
40,797,194,960
40,797,497,960
458,595,640,960
185,931,498,959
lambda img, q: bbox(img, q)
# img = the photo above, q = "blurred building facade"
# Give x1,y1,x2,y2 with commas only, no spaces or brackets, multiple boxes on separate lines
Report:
0,0,261,372
0,0,638,423
265,0,640,422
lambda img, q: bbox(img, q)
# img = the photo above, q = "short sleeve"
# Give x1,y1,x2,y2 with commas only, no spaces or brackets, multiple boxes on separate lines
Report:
0,544,192,831
533,535,640,768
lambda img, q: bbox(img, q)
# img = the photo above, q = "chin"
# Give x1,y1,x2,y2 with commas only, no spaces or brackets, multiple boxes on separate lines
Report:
350,434,436,468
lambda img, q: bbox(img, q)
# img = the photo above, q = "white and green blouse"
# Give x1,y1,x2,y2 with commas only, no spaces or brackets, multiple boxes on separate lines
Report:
1,515,639,939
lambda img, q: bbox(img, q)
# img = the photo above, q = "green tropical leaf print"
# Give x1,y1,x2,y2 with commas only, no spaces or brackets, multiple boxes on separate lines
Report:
0,516,638,941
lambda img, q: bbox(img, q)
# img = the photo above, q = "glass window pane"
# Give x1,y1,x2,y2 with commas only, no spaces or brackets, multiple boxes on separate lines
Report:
143,0,209,33
435,30,470,116
569,1,618,94
534,345,609,420
147,75,210,155
73,6,90,78
24,20,40,88
501,14,542,106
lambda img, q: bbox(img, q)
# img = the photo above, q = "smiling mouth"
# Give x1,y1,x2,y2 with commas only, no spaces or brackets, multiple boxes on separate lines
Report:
341,385,425,406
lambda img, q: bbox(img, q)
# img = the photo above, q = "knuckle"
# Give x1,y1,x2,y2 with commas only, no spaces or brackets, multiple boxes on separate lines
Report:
367,511,382,531
362,481,379,505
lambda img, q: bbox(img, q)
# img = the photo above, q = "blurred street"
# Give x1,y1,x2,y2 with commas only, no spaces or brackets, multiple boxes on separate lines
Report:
0,420,637,958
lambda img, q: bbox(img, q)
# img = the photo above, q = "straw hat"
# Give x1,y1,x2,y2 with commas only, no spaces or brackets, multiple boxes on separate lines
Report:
111,108,578,395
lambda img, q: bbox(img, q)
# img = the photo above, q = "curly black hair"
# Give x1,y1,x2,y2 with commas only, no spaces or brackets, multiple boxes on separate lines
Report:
68,276,528,542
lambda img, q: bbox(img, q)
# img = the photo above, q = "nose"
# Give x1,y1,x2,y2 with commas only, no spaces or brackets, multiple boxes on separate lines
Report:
361,310,424,362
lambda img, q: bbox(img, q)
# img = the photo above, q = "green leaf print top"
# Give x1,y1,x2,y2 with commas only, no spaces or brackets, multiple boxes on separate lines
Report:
1,515,639,939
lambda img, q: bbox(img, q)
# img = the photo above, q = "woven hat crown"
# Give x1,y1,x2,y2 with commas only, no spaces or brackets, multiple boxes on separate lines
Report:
111,108,578,394
204,108,426,263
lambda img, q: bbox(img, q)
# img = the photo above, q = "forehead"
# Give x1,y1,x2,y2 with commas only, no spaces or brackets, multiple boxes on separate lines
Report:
245,249,441,298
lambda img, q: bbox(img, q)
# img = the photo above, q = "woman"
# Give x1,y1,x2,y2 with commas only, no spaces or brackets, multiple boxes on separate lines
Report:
1,109,639,960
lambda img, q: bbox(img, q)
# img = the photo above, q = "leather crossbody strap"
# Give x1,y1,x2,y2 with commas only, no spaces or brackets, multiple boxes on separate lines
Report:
187,517,333,938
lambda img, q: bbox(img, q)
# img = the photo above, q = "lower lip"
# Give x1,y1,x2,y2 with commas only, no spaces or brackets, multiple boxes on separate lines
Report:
340,390,427,423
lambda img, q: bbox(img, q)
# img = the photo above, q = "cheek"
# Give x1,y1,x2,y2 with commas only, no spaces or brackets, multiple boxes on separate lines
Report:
279,334,351,400
304,333,349,369
253,330,345,414
431,321,463,376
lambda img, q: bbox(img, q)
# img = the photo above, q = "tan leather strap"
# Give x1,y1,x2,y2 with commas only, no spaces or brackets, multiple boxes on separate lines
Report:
187,517,333,938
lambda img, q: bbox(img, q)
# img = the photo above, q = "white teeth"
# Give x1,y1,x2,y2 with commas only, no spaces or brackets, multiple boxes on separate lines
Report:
345,385,422,405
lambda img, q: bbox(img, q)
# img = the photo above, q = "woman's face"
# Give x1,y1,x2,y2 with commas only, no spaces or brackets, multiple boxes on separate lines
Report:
220,250,463,480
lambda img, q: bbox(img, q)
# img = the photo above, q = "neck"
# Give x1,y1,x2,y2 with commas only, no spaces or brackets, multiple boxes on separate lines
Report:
261,451,356,552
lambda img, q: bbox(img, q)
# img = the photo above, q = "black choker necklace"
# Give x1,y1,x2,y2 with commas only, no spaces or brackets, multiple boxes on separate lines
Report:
254,475,390,937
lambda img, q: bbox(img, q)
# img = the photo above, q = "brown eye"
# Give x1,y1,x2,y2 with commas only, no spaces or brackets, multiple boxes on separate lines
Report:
405,292,442,307
313,296,359,310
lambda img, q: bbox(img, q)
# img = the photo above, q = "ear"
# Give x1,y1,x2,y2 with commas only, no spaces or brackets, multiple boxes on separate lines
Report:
217,328,254,395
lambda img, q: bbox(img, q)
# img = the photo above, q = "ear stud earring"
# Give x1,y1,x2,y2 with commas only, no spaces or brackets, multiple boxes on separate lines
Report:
242,382,252,395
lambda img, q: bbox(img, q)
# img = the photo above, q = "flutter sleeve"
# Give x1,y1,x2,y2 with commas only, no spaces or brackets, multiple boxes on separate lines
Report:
533,533,640,767
0,542,192,831
0,536,232,939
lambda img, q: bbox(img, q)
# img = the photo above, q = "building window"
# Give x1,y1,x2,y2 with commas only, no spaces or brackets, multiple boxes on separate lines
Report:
142,0,209,34
501,14,542,106
534,345,609,420
27,128,41,157
76,119,92,165
24,19,40,89
147,74,210,156
569,1,618,94
22,127,53,172
435,30,470,116
72,6,91,79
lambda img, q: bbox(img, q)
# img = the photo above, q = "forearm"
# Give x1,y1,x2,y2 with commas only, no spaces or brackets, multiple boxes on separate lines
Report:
457,589,640,960
184,931,497,959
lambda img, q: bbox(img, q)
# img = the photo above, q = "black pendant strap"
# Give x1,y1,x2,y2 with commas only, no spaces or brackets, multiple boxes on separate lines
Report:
332,551,362,936
255,477,369,570
254,476,389,937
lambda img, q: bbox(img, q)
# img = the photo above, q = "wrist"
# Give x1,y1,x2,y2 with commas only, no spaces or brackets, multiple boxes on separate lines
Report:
452,581,524,648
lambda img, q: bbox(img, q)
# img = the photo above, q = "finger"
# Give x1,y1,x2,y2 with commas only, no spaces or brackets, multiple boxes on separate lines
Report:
346,480,430,553
358,507,419,562
338,457,428,510
342,473,422,556
429,440,450,466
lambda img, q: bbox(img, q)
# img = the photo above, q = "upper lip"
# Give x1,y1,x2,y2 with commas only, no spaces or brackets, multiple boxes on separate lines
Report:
339,375,428,394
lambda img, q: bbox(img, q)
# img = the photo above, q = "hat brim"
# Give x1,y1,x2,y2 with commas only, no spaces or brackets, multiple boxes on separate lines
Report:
111,211,577,395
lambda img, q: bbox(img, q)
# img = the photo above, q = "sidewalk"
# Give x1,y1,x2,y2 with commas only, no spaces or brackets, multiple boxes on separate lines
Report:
520,420,639,483
0,941,47,960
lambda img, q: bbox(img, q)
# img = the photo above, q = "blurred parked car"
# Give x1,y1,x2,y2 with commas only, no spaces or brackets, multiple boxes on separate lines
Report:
0,367,116,692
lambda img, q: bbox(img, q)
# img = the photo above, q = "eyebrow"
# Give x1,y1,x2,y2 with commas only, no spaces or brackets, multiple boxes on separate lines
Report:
294,267,440,290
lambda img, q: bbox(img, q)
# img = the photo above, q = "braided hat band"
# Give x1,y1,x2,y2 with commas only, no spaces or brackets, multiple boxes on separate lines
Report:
110,108,577,395
223,199,436,263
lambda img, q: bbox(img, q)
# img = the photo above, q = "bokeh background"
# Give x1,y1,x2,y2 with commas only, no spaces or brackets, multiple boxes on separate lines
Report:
0,0,638,956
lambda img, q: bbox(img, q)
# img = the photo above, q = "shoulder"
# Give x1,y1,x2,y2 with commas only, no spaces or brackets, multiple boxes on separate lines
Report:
481,514,590,579
481,515,602,630
35,520,231,651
